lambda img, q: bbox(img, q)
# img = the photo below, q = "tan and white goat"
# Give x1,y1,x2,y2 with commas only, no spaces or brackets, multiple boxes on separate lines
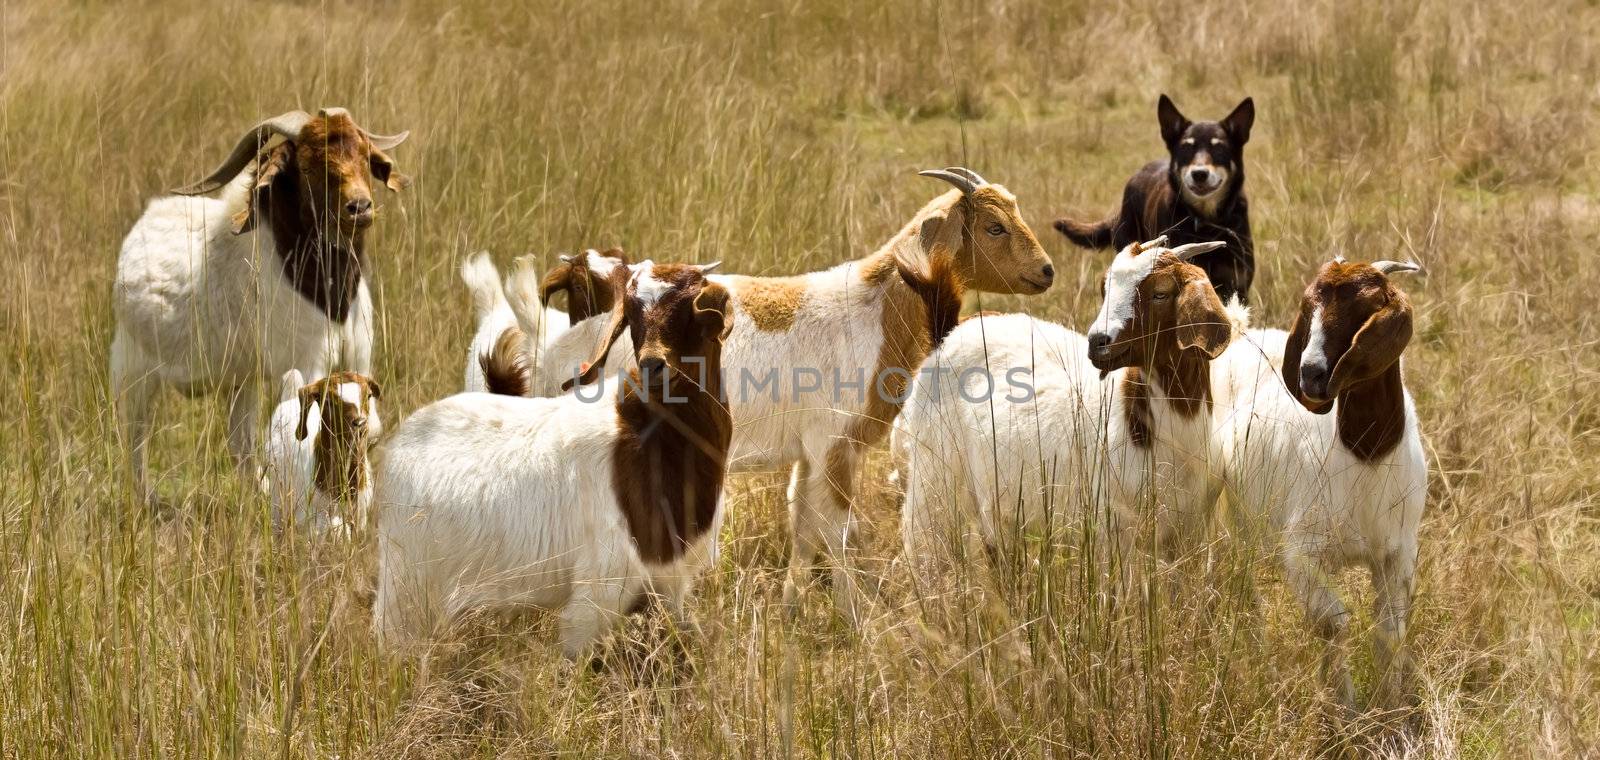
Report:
503,168,1055,620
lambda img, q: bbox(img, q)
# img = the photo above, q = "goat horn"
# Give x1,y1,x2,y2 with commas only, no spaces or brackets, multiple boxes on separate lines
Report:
172,110,312,196
946,166,989,187
1170,241,1228,261
1371,260,1422,275
558,254,576,264
1129,235,1170,255
1333,254,1348,264
362,128,410,151
698,261,722,274
918,169,978,196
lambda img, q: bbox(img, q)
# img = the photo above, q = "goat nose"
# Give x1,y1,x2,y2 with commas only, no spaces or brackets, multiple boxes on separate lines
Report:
1088,334,1111,357
345,197,373,216
638,356,666,378
1040,264,1055,282
1300,365,1331,397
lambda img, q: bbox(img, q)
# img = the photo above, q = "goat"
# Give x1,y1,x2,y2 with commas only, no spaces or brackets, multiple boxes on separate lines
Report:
460,252,571,394
373,260,734,658
898,237,1236,585
111,108,408,505
1212,257,1426,711
501,168,1054,622
263,370,382,534
477,249,629,396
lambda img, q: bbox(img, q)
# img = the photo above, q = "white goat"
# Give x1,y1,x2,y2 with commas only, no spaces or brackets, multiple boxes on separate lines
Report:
502,168,1055,621
374,260,734,657
110,108,408,504
263,370,382,534
898,238,1236,582
459,252,570,394
1212,257,1426,711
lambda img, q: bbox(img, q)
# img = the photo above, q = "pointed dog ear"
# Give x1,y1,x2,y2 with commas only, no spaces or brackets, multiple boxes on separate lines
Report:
1282,303,1334,415
1329,292,1413,397
1222,97,1255,145
1174,279,1231,359
232,143,293,235
693,282,735,342
1157,94,1191,147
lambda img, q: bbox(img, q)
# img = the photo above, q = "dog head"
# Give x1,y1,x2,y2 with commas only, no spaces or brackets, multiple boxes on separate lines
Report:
1157,95,1253,218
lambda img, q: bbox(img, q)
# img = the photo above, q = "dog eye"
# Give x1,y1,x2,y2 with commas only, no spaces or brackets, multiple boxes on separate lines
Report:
987,223,1006,236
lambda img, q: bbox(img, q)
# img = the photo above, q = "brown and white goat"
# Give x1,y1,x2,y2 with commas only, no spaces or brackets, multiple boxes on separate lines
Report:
503,168,1054,621
264,370,382,534
111,108,408,505
374,260,733,657
1214,257,1426,711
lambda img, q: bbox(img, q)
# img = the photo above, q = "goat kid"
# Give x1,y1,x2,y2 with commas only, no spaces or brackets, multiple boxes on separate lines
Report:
899,237,1236,585
264,370,382,534
1213,257,1426,711
112,108,408,505
374,260,733,658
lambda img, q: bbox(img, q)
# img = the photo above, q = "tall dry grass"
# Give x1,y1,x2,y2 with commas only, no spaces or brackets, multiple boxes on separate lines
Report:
1,0,1598,756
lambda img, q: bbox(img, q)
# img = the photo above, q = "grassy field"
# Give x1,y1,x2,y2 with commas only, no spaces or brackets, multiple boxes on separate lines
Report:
3,0,1599,756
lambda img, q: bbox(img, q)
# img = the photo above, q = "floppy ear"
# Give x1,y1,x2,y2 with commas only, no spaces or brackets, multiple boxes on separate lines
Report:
539,261,574,305
561,299,630,391
369,147,410,192
919,202,967,258
295,383,322,441
1174,278,1231,359
232,143,292,235
363,377,382,401
693,282,735,342
1157,94,1191,147
1222,97,1255,145
1282,304,1333,415
1328,292,1412,396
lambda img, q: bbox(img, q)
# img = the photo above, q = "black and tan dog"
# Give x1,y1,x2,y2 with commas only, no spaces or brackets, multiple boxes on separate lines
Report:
1056,95,1256,303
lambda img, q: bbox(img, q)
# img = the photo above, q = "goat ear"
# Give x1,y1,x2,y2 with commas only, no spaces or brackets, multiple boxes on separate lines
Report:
1282,304,1334,415
693,282,735,342
1329,292,1412,396
369,147,410,192
295,383,320,441
1174,279,1231,359
1157,94,1191,147
919,203,967,258
562,300,630,391
603,247,629,265
539,262,573,305
363,377,382,401
1222,97,1255,145
232,144,291,235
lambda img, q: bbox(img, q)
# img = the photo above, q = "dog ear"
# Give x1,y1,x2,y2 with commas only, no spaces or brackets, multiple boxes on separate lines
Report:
1174,279,1231,359
1157,94,1191,147
1282,303,1334,415
1328,292,1412,397
1222,97,1255,145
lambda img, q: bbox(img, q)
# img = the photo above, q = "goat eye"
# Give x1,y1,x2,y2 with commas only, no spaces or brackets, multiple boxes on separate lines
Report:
1152,292,1171,301
987,223,1006,236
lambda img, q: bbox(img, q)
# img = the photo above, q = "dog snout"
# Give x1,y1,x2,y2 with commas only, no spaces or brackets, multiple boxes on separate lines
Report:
1188,167,1211,185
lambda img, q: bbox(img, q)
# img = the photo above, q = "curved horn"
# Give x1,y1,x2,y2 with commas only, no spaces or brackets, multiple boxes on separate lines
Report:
1171,241,1228,261
1128,235,1170,255
946,166,989,187
1371,260,1422,275
172,111,312,196
697,261,722,274
362,128,410,151
918,168,978,195
1333,254,1348,264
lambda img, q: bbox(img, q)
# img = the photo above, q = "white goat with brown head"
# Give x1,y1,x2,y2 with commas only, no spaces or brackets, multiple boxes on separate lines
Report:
111,108,408,506
264,370,383,535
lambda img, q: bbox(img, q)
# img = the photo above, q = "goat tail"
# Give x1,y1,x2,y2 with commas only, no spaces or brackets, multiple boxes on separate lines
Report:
279,368,306,403
503,255,549,341
480,326,532,397
1053,214,1117,249
460,251,507,320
